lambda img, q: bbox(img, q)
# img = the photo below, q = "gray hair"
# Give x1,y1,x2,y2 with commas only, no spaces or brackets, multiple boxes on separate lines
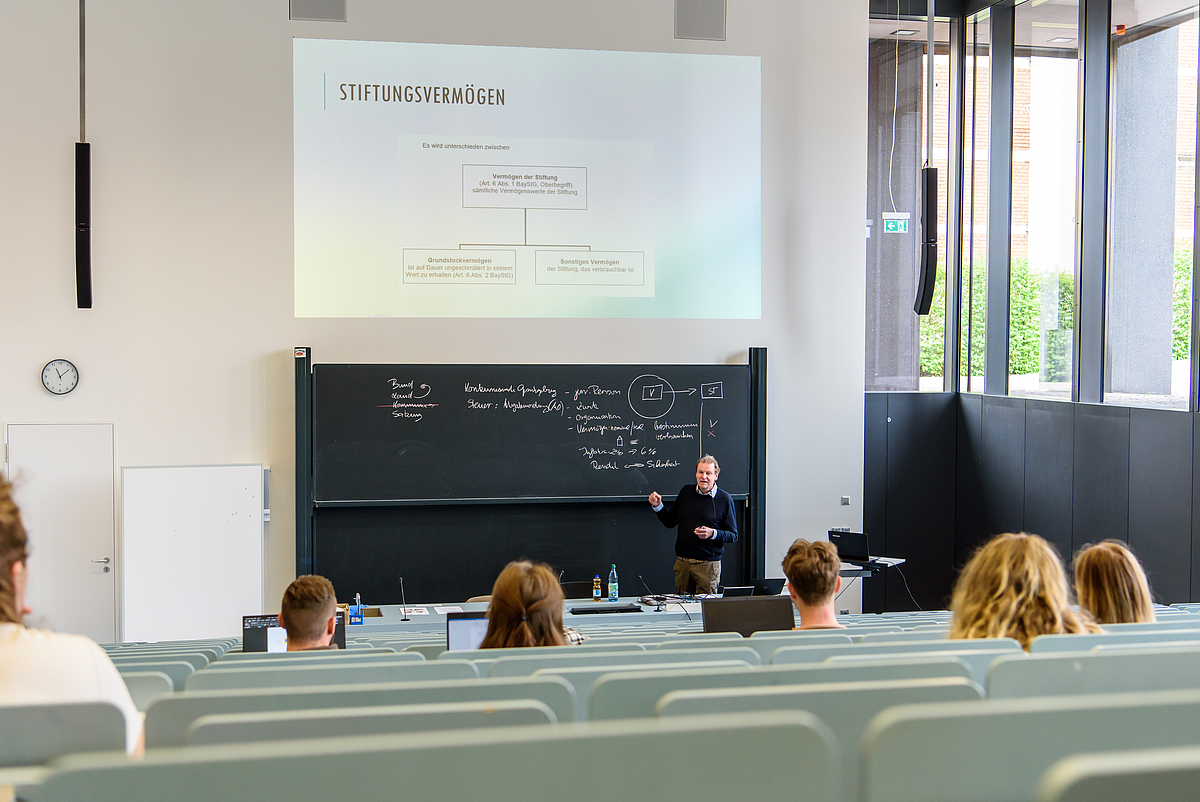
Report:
697,455,720,473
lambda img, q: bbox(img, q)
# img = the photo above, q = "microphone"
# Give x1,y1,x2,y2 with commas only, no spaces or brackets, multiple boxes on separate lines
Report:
638,574,665,612
398,576,410,622
639,574,690,620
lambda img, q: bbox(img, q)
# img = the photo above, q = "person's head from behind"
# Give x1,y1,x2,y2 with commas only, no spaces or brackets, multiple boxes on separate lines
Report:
950,531,1096,649
1074,540,1155,625
782,539,842,625
0,477,30,625
480,560,565,648
279,575,338,650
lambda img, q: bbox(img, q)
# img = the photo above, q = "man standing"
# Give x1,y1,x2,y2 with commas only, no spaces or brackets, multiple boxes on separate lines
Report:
278,575,340,651
648,455,738,595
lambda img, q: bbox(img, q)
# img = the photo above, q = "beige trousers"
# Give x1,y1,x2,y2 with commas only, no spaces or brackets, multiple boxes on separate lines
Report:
673,556,721,595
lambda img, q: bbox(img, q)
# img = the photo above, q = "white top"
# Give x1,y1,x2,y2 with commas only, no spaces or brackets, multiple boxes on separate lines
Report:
0,623,141,753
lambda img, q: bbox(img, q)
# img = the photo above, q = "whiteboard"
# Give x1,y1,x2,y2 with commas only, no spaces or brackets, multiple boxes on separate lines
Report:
122,464,263,642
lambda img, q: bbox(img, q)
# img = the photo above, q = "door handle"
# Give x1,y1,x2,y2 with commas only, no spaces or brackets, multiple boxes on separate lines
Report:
91,557,110,564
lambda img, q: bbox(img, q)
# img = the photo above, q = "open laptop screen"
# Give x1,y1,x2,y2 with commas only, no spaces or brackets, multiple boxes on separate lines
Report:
828,531,871,563
242,614,289,653
242,612,348,652
447,610,490,651
701,596,795,637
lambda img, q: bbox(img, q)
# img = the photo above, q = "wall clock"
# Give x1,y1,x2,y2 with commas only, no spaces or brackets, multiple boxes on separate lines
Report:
41,359,79,395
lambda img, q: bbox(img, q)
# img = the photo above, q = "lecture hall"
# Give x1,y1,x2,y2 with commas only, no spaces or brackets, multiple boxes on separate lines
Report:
4,0,1200,800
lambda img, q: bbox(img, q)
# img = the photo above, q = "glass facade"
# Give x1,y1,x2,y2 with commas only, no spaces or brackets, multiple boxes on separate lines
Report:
865,19,952,392
961,13,990,393
1104,7,1198,409
869,0,1200,413
1007,0,1079,401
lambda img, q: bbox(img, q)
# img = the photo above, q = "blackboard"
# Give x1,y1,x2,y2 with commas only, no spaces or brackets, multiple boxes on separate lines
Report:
312,364,750,503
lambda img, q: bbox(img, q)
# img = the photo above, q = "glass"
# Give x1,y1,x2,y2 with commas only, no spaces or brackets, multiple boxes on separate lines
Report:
1008,0,1080,401
961,12,990,393
1105,5,1198,409
866,18,952,392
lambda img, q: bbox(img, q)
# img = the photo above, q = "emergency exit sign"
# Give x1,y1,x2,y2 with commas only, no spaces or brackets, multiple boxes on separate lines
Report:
884,218,908,233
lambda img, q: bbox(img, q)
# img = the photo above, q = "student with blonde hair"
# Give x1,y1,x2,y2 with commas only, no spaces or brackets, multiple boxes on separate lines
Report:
480,560,567,648
950,531,1099,650
1074,540,1156,624
781,538,846,630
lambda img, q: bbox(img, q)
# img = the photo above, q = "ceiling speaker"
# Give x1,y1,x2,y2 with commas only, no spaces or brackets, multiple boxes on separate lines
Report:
675,0,726,41
290,0,346,22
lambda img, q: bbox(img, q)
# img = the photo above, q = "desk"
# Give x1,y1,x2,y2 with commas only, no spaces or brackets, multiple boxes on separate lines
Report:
339,597,755,637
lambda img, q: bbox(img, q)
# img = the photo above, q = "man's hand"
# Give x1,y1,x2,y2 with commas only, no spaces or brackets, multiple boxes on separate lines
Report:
648,492,662,507
695,526,715,540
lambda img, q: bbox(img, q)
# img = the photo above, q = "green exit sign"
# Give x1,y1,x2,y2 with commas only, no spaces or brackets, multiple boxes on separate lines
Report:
884,219,909,234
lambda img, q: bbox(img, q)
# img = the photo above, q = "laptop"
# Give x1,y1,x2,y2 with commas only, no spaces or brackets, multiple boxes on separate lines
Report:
751,578,787,596
242,612,347,653
721,586,754,597
828,531,904,568
446,610,490,651
700,596,796,637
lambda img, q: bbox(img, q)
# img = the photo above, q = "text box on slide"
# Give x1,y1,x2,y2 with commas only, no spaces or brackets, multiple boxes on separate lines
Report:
402,250,516,284
462,164,587,210
535,251,645,286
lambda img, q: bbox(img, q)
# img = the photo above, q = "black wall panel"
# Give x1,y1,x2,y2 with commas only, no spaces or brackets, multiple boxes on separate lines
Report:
981,396,1026,535
1023,399,1074,560
956,393,986,567
884,393,957,610
862,393,890,613
1073,404,1130,549
864,392,1200,610
1128,409,1192,604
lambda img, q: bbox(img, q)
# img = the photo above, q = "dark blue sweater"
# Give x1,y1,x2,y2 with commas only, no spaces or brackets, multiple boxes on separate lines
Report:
655,484,738,561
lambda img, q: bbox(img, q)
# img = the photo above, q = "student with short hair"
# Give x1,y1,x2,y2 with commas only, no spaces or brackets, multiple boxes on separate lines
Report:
480,560,567,648
1074,539,1156,625
279,574,339,651
781,539,846,630
0,477,143,755
950,531,1100,650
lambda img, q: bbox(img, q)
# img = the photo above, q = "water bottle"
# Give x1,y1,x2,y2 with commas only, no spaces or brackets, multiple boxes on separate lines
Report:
608,564,619,601
592,575,602,601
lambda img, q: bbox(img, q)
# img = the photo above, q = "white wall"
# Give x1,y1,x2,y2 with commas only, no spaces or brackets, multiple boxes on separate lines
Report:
0,0,867,610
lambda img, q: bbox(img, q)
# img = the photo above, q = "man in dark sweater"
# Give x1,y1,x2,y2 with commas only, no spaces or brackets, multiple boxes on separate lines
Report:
648,455,738,595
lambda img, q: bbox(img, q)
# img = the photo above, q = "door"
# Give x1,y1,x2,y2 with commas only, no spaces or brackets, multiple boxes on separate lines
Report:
4,423,117,642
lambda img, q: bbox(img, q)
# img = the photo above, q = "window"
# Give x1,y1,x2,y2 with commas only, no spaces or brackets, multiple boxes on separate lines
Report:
1007,0,1079,401
866,18,952,392
1105,5,1198,409
961,12,990,393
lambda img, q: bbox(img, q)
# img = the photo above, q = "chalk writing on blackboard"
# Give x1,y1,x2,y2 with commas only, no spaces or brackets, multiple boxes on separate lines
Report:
313,364,749,501
378,378,438,421
628,374,698,419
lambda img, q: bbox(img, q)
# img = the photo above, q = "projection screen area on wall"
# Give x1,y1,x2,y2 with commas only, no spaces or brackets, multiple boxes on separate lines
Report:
293,38,761,319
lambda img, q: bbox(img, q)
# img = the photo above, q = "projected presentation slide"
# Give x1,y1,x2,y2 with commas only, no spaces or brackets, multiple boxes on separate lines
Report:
294,39,761,318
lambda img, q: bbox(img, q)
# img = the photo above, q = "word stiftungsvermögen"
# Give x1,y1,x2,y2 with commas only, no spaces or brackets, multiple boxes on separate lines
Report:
338,83,504,105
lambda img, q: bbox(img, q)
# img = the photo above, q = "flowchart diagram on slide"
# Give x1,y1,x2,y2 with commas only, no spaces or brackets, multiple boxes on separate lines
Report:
398,136,654,296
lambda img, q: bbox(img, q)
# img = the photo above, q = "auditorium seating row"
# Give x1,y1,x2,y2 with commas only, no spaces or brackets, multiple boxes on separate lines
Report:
6,604,1200,801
